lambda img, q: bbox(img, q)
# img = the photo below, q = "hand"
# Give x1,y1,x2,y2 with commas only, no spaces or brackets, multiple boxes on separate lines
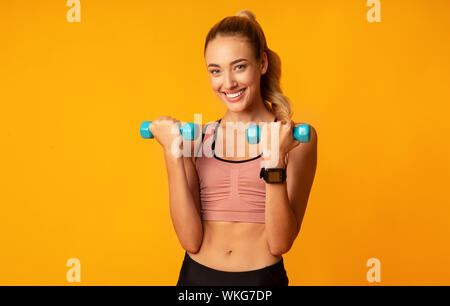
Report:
148,116,183,153
261,120,301,168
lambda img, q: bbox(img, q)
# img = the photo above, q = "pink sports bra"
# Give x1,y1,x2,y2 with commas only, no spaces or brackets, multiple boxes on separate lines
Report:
195,118,277,223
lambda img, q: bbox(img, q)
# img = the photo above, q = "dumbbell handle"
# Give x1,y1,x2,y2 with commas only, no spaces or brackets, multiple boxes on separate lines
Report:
140,121,199,140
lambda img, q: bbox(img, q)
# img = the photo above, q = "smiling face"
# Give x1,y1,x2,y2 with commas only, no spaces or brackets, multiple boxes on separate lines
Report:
204,35,268,113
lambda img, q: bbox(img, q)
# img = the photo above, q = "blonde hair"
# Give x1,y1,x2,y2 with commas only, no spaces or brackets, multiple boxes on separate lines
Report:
204,10,293,122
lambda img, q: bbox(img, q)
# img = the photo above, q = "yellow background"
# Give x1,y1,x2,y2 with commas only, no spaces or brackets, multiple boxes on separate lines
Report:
1,0,449,285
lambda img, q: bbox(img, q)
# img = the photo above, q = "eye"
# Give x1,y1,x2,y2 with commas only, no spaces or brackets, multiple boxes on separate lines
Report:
236,64,246,70
210,69,220,75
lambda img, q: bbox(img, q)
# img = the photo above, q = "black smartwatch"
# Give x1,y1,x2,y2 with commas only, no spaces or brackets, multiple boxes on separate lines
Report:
260,167,287,184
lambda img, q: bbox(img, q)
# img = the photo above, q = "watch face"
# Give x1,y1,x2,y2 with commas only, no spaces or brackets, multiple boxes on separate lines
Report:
267,171,282,182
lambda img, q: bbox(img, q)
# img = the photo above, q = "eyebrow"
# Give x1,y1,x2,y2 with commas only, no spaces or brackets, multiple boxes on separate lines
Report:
207,58,248,68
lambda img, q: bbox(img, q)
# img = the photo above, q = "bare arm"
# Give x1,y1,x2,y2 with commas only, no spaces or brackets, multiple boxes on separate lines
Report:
150,117,203,253
163,145,203,254
265,124,318,255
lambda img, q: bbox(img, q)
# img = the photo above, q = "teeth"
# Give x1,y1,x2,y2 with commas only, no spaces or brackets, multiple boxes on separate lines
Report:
225,88,245,98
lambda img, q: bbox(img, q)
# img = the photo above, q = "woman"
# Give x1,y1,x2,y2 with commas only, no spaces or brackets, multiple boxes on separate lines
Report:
149,10,317,286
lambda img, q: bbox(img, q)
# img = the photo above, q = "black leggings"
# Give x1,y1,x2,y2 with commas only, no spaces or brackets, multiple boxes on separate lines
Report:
176,252,289,286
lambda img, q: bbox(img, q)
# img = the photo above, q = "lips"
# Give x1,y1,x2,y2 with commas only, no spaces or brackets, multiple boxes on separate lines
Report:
222,88,246,95
222,87,247,102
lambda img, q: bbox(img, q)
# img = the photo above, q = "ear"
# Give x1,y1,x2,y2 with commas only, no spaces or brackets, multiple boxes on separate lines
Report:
261,51,268,75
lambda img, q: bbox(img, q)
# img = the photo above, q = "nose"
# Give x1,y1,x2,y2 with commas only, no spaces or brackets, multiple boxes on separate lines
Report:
223,71,238,90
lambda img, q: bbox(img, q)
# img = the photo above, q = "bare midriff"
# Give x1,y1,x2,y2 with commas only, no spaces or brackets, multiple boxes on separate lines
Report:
187,220,282,272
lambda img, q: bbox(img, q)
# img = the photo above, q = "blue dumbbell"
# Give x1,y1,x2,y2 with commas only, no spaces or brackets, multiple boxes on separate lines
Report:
140,121,200,140
247,124,311,144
